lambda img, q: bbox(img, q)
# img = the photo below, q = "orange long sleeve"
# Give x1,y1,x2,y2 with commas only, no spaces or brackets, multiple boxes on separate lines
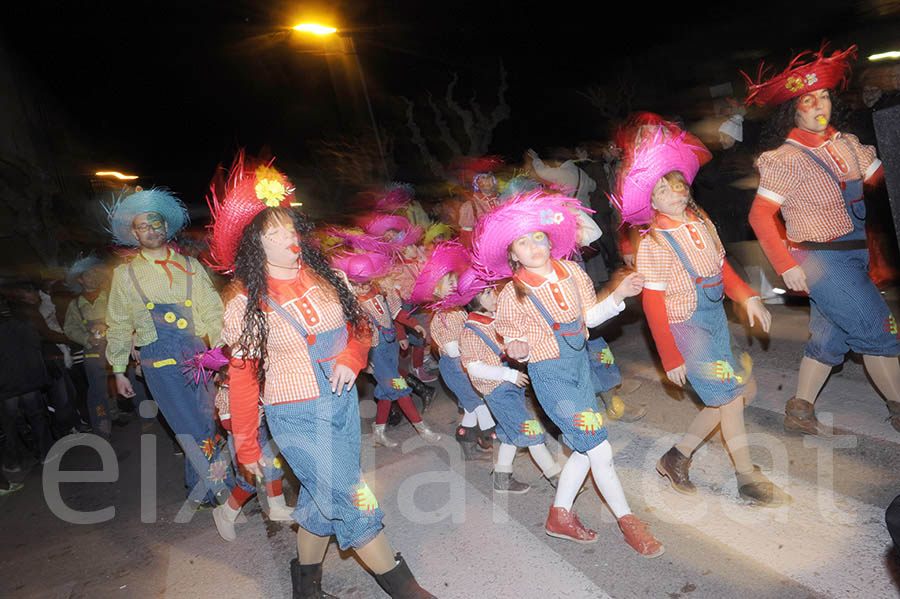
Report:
748,194,796,275
228,356,262,465
335,323,372,375
641,289,684,372
722,260,758,304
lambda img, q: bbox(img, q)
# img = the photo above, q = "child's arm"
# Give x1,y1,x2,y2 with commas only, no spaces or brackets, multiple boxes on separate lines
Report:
466,361,528,386
495,285,530,361
635,237,685,374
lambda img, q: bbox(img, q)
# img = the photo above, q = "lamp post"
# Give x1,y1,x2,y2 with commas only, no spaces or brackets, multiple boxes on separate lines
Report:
292,23,389,182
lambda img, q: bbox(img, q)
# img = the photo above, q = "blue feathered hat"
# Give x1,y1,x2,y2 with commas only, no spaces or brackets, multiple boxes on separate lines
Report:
65,255,105,292
499,176,542,203
104,188,190,247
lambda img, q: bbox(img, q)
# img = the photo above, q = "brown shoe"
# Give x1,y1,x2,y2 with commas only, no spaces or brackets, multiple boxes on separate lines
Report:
545,506,597,544
656,447,696,495
617,514,664,558
736,467,792,507
784,397,832,436
887,400,900,433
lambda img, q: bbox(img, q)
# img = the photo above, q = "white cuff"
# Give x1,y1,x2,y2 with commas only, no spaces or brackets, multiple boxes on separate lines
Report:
643,281,667,292
585,294,626,328
467,360,518,382
757,187,785,205
865,158,882,181
443,340,461,358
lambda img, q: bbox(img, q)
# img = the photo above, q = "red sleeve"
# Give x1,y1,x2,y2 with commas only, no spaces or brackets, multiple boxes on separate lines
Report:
748,194,797,275
722,259,758,304
641,289,684,372
394,319,408,342
619,227,634,256
335,323,371,375
228,356,262,465
865,163,884,190
394,309,422,332
460,229,474,250
684,132,712,166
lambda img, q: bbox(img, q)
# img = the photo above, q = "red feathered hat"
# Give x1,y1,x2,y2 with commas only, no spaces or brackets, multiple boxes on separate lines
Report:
743,44,857,107
452,155,505,190
207,151,296,273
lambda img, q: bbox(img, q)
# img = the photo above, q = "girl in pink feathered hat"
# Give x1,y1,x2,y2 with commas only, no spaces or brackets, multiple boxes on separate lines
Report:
331,250,442,448
410,242,499,460
617,127,790,508
473,190,664,558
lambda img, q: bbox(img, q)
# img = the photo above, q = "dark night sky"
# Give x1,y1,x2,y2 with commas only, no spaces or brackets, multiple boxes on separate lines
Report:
3,0,899,206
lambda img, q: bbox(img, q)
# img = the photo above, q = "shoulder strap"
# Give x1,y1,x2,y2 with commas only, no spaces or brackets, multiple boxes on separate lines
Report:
464,322,502,357
262,294,308,337
784,140,842,185
127,263,150,305
185,255,193,302
658,230,699,280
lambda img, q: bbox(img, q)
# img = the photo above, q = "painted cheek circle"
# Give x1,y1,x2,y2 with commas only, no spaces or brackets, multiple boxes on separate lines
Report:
531,232,549,247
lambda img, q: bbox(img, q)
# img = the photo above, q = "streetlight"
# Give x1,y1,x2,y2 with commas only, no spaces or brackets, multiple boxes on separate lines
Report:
291,22,389,182
95,171,138,180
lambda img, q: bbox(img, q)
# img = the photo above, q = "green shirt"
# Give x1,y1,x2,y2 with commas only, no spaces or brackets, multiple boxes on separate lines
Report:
63,291,108,349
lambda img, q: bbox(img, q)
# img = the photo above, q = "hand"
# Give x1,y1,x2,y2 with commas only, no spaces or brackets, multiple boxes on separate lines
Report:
666,364,687,387
399,338,409,351
526,148,539,160
505,340,530,361
241,457,265,483
413,325,427,338
329,364,357,395
612,272,644,303
745,297,771,333
130,346,141,363
781,265,809,294
622,254,635,268
115,373,135,398
514,371,530,387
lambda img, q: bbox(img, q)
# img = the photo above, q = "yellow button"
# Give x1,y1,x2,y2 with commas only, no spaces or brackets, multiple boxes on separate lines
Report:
153,358,177,368
184,299,192,307
176,318,188,329
82,319,87,324
164,311,176,323
146,302,155,310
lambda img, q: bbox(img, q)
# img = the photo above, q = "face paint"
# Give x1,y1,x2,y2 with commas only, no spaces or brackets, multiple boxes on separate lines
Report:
146,213,165,230
670,180,687,195
530,231,550,247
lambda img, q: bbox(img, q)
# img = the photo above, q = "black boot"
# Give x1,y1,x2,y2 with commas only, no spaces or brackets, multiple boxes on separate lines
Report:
405,374,435,411
290,558,339,599
455,425,490,461
476,426,496,451
373,553,437,598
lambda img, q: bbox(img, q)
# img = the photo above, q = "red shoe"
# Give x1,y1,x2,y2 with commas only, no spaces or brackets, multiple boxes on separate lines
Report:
412,366,437,383
545,506,597,544
617,514,664,558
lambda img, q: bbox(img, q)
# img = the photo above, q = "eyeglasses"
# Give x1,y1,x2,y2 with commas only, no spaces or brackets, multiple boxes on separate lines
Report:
133,223,165,233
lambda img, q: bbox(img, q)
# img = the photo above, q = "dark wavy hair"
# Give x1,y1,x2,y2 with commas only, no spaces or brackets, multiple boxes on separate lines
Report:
232,207,369,388
759,90,851,152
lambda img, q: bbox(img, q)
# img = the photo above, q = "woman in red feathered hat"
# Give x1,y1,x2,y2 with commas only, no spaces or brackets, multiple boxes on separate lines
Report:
744,44,900,436
210,152,437,598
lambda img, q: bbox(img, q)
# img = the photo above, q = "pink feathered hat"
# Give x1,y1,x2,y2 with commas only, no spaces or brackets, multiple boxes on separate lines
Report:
330,251,393,284
327,226,396,255
409,240,471,305
428,266,492,311
362,214,424,248
472,191,580,280
609,127,703,226
374,183,415,213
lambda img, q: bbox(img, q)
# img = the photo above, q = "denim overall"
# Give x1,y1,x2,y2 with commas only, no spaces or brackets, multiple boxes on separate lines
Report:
438,352,484,413
367,297,408,402
261,296,384,551
128,259,232,504
661,231,746,406
524,282,608,451
232,408,284,495
464,322,545,447
785,141,900,365
75,301,111,436
587,337,622,394
400,300,427,348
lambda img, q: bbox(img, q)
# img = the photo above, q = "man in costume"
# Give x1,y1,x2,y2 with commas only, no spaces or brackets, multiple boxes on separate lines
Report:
745,44,900,434
105,188,233,506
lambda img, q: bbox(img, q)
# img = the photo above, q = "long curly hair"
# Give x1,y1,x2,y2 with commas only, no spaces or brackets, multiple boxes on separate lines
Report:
759,90,850,152
232,207,369,389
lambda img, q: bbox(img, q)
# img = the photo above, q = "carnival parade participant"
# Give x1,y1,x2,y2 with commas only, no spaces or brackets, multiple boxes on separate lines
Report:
331,250,441,448
410,242,497,461
473,191,664,558
105,188,233,508
212,154,436,598
211,361,295,542
452,270,563,493
744,44,900,434
456,156,504,249
614,128,790,506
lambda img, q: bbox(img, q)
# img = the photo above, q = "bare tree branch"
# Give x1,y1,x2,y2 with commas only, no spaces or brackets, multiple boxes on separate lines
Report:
427,92,463,157
401,97,447,180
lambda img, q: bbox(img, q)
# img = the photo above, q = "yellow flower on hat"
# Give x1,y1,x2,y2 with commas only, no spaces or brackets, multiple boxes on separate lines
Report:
785,76,805,93
254,165,288,207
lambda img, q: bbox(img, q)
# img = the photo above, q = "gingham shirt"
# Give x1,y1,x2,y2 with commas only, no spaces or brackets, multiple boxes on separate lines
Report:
106,250,223,372
358,290,393,348
388,254,424,302
636,214,726,324
495,260,621,362
222,268,364,405
64,291,108,349
756,128,881,242
459,312,506,395
459,193,502,231
430,308,468,355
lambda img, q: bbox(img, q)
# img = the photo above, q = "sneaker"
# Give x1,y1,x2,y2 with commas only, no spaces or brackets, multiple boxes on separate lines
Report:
411,366,437,384
545,506,597,544
617,514,664,558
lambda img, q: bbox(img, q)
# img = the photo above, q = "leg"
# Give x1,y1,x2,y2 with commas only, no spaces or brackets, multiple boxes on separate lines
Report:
354,531,396,574
2,395,21,469
585,441,631,518
527,443,561,479
658,406,721,496
19,391,53,461
493,442,529,494
546,452,596,543
373,400,398,448
675,406,721,457
862,355,900,431
298,527,331,565
785,356,834,435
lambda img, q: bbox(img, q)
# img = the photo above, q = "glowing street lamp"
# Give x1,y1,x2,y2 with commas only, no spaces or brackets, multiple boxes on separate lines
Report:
292,23,337,36
95,171,138,180
869,51,900,62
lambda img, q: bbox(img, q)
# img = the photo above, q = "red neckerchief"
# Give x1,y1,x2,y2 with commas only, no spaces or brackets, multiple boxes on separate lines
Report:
514,260,569,288
467,312,495,325
787,126,839,148
143,248,194,288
